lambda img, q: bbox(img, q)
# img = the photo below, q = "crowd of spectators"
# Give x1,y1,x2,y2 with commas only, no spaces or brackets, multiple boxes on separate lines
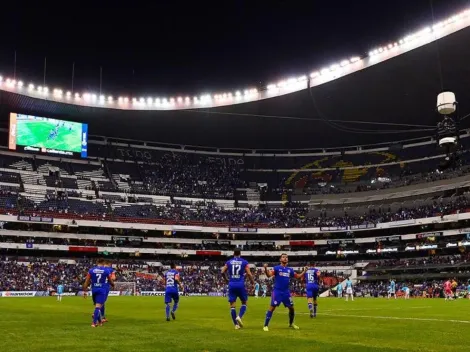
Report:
0,258,342,294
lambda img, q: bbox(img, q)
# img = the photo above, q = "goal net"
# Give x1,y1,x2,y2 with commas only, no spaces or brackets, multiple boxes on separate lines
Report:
114,282,137,296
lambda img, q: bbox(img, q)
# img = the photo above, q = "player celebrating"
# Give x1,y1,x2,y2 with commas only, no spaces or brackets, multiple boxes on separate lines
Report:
262,254,307,332
345,277,354,301
304,265,320,318
388,279,397,300
56,283,64,302
262,283,267,298
221,249,255,329
254,282,260,298
401,286,410,300
336,282,343,298
164,263,184,321
83,259,115,327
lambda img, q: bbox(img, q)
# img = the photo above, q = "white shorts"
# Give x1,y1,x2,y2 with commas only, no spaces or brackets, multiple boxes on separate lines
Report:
255,290,259,295
346,288,353,295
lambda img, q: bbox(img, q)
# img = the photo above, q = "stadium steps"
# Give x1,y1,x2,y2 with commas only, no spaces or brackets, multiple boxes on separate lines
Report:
74,169,105,179
37,163,70,176
246,189,260,202
113,174,131,191
10,160,34,172
21,173,46,186
76,179,92,190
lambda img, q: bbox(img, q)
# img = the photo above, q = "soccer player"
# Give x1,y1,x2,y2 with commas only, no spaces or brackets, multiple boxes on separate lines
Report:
451,278,458,300
101,260,115,323
388,279,397,300
345,277,354,301
83,259,115,327
164,263,184,321
467,280,470,300
336,282,343,298
56,283,64,302
221,249,255,329
262,254,307,332
254,282,260,298
444,279,453,301
262,283,267,298
401,286,410,300
304,265,320,318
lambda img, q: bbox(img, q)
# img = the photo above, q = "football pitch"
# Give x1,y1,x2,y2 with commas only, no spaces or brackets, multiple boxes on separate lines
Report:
16,120,82,152
1,297,470,352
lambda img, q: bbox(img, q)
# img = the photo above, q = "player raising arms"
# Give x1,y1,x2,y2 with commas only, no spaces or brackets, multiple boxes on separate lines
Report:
83,259,115,327
262,254,307,332
165,263,184,321
221,249,255,329
304,264,320,318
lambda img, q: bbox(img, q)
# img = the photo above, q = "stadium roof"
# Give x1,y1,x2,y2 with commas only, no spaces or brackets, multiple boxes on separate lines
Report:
1,9,470,150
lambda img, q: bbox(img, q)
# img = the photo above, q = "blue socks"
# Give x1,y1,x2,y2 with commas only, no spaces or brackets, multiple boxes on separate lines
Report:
308,303,313,313
239,305,247,318
165,304,171,319
230,308,237,325
93,307,101,324
100,305,105,318
172,302,179,313
264,310,273,327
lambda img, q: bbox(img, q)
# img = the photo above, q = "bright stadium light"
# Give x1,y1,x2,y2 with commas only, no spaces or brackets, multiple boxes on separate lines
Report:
155,98,161,105
310,71,319,78
132,97,137,103
350,57,360,62
17,81,23,88
11,79,16,86
75,93,80,100
177,97,182,103
287,77,297,85
66,91,71,97
28,84,34,91
235,91,241,96
185,96,190,102
99,95,105,102
118,97,123,103
170,98,175,104
320,68,329,75
147,97,153,104
123,97,129,103
340,60,349,67
37,86,43,92
43,87,49,94
251,88,258,94
139,97,145,103
267,84,276,90
108,96,113,102
0,76,3,82
91,94,97,101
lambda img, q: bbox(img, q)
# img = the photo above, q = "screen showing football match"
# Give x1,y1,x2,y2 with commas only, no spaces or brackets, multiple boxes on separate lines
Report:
8,113,88,158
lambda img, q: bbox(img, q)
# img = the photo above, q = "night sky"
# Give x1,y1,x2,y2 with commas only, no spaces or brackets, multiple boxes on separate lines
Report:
1,0,469,98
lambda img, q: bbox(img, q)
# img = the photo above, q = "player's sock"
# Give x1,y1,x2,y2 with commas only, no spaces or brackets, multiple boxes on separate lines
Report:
100,305,105,318
165,304,171,319
172,302,179,313
93,307,101,324
289,310,295,326
313,303,317,316
239,304,247,318
230,307,237,325
308,303,313,313
264,310,273,327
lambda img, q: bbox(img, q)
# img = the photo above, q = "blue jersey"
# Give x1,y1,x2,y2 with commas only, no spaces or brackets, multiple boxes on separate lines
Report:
255,283,260,291
262,285,267,291
467,285,470,292
390,281,396,291
225,257,249,287
345,280,352,288
304,268,320,286
272,265,295,292
57,284,64,294
165,269,180,292
401,286,409,292
337,283,343,292
88,266,113,291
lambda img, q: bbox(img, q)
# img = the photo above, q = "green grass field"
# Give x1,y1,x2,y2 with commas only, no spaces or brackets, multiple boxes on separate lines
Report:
1,297,470,352
16,119,82,152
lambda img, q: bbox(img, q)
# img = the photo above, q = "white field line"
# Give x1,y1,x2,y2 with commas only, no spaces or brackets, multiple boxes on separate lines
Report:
319,306,431,313
298,312,470,324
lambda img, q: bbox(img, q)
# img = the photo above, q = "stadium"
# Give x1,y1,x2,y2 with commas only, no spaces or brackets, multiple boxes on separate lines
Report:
1,4,470,352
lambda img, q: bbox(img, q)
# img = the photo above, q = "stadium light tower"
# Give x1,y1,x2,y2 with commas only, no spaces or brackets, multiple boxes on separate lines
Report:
436,91,460,170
